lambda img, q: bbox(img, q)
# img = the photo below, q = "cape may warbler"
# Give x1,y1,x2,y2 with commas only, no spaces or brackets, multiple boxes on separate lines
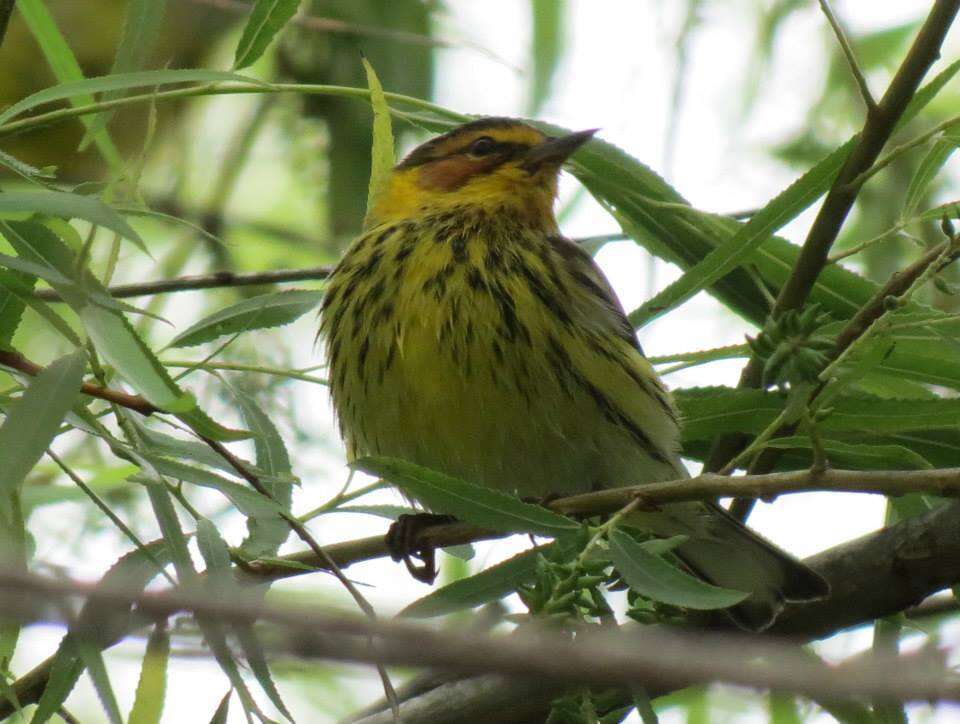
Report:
320,118,827,630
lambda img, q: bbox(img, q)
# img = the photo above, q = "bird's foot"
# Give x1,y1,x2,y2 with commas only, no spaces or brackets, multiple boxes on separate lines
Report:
386,513,457,583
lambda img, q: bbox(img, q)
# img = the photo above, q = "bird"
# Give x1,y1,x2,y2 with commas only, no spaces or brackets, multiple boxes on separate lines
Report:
319,117,828,630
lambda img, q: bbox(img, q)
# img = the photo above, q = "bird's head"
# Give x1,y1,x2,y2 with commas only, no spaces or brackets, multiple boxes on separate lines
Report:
368,118,597,227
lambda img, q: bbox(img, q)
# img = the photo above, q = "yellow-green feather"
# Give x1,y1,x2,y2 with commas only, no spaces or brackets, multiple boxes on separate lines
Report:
321,206,682,497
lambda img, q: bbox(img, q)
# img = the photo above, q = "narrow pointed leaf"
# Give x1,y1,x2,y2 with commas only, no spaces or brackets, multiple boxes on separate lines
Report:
0,191,145,250
233,0,301,70
128,622,170,724
0,351,85,495
363,57,395,226
0,69,264,126
15,0,123,166
402,545,551,618
608,529,748,609
168,290,322,348
902,127,960,219
356,456,578,537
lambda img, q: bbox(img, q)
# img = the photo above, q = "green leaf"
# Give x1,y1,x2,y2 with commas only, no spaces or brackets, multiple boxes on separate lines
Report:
15,0,123,167
130,418,268,479
31,641,85,724
168,290,322,348
607,528,749,610
228,384,294,558
676,387,960,442
154,502,263,720
30,271,247,439
128,623,170,724
402,545,550,618
80,305,193,411
769,692,802,724
233,0,301,70
0,69,265,127
0,149,56,183
0,191,145,251
675,387,783,442
363,56,395,227
355,456,578,538
902,126,960,220
334,504,418,520
209,691,232,724
0,270,35,349
80,0,169,150
0,351,85,495
528,0,565,114
33,541,171,724
765,437,932,470
143,481,195,584
139,457,282,520
74,638,123,724
630,139,852,327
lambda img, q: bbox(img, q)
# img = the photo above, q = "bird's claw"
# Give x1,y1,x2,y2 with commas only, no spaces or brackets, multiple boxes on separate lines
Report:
386,513,457,584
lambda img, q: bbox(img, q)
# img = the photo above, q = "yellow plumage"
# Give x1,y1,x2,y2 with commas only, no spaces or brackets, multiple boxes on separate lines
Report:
320,118,827,629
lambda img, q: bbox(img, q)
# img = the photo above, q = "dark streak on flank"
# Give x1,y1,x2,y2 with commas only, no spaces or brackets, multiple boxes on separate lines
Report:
452,233,469,263
517,256,571,326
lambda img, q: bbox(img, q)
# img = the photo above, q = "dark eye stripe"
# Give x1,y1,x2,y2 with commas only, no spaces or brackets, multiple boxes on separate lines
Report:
460,140,526,159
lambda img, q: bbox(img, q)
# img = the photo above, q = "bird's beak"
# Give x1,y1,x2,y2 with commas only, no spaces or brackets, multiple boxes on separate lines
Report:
521,128,598,173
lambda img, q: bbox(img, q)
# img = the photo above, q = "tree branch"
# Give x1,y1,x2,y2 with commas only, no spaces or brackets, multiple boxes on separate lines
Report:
0,349,157,415
7,485,960,718
0,566,957,710
33,266,334,301
352,499,960,723
707,0,960,476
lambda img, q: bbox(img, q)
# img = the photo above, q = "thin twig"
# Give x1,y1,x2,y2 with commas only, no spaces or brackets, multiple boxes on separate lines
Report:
34,266,334,300
818,0,877,111
34,233,626,302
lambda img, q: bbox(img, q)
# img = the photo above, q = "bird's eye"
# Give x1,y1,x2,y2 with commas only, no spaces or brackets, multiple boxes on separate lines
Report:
467,136,496,157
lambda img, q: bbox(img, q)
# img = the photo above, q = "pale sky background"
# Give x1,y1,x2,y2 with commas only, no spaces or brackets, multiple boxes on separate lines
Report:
16,1,960,722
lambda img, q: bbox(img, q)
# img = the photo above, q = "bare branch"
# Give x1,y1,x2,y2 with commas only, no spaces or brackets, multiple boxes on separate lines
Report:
0,349,157,415
818,0,876,110
34,266,334,301
352,498,960,723
0,567,958,707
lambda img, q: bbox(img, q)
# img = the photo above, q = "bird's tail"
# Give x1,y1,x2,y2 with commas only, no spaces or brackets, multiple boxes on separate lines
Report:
626,501,829,631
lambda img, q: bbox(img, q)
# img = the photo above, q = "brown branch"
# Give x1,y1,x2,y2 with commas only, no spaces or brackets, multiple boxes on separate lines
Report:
34,266,334,301
1,567,958,707
707,0,960,477
352,499,960,723
32,235,625,301
726,234,960,519
0,349,157,415
7,490,960,718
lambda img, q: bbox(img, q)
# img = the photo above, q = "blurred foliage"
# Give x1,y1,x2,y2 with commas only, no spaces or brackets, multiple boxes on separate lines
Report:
277,0,436,244
0,0,224,178
1,0,960,722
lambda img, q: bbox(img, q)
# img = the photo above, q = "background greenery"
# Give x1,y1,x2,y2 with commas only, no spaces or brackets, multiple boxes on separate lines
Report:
2,0,960,722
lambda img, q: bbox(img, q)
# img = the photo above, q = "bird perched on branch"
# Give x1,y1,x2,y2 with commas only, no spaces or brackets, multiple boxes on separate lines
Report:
319,117,828,630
